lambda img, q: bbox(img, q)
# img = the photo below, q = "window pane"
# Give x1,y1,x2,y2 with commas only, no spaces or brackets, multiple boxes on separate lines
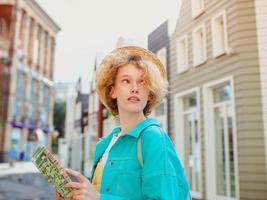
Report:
227,105,236,198
30,79,39,122
16,71,26,100
184,112,200,193
184,94,197,110
215,107,227,196
184,114,193,187
214,84,231,103
194,118,201,192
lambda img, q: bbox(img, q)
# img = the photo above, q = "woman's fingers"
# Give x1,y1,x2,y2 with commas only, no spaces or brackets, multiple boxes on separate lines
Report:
71,195,84,200
65,168,85,183
64,181,85,189
68,188,88,199
55,191,64,200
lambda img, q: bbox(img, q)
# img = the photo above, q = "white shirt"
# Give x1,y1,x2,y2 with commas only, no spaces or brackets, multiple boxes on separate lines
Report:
100,132,121,166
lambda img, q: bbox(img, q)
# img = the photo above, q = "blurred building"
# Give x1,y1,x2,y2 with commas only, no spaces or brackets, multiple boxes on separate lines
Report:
54,81,77,138
148,21,169,133
0,0,60,162
55,80,90,175
87,53,104,173
169,0,267,199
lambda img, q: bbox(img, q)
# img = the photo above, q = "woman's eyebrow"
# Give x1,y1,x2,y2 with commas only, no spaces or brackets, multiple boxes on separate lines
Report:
120,74,131,78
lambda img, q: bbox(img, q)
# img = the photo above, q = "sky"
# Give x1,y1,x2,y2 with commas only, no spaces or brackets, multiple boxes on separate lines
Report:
36,0,182,92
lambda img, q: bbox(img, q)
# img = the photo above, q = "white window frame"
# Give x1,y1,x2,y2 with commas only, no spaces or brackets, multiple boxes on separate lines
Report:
157,47,167,69
174,87,202,199
191,0,205,19
203,76,239,200
177,35,189,74
193,24,207,67
212,10,229,58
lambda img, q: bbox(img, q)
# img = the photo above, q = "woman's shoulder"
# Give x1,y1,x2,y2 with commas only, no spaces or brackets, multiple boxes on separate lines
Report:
141,123,167,143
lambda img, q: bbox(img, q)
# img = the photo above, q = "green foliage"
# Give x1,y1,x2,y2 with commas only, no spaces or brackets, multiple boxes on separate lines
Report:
52,99,66,153
53,99,66,138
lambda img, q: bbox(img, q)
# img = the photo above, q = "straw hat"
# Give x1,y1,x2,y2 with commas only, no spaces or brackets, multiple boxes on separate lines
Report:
100,46,167,79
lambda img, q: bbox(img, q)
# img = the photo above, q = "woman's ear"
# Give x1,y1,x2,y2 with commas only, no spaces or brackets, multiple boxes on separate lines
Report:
110,86,116,99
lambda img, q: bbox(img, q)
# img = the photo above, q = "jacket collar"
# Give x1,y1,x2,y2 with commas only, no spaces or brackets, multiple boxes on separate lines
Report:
122,117,160,138
93,118,160,163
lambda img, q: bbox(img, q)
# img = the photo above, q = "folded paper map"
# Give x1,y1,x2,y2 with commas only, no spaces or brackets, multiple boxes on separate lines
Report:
31,145,74,199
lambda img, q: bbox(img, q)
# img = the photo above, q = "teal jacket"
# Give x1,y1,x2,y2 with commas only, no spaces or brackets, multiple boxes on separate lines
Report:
91,118,190,200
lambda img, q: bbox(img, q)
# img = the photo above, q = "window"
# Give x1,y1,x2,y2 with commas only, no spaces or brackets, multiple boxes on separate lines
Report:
203,77,239,200
43,85,50,124
177,35,189,74
157,47,167,69
193,24,207,67
33,37,39,65
30,78,39,122
174,88,202,198
12,101,22,118
212,11,229,58
191,0,205,19
16,70,26,100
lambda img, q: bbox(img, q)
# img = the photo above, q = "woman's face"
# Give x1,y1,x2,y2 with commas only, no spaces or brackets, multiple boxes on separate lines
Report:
111,63,150,116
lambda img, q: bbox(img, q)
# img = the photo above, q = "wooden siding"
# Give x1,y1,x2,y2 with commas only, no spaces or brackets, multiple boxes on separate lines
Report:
169,0,267,199
255,0,267,185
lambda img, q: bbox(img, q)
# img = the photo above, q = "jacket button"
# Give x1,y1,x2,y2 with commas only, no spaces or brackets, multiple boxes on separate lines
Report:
110,161,114,166
105,187,110,192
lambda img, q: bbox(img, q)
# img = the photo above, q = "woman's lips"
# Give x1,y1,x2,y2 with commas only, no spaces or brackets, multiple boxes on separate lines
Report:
128,96,140,102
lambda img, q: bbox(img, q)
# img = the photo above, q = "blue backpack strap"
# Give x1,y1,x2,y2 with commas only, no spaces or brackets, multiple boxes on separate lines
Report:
137,137,143,167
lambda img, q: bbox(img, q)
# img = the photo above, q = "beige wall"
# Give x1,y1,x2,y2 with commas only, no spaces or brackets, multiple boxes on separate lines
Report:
170,0,267,199
254,0,267,177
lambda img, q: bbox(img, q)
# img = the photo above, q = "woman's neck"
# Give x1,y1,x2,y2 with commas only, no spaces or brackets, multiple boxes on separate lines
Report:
118,112,146,134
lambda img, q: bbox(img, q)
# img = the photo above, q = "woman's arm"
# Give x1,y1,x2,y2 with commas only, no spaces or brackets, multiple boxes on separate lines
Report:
140,126,190,200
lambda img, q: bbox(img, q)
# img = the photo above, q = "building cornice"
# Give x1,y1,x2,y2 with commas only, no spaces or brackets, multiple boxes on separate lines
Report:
24,0,61,33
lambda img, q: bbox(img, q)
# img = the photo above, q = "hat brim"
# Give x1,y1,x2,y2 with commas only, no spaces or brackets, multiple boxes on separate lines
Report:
101,46,167,79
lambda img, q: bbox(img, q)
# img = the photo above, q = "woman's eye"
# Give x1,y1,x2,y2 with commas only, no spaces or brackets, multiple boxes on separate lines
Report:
140,80,145,85
122,79,129,84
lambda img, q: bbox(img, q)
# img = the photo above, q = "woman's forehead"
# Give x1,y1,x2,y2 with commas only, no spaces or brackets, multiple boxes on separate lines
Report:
116,64,145,77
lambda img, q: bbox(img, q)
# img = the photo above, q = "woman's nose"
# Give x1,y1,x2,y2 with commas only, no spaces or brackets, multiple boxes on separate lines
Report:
131,82,138,93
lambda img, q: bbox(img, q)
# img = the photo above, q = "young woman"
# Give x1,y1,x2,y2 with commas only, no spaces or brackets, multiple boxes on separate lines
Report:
56,46,190,200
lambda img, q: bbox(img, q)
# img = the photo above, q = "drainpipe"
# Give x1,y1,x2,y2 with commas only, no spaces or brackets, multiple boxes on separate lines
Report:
97,101,103,139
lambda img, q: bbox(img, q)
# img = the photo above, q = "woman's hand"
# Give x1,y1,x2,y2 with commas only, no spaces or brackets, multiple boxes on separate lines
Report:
64,168,100,200
55,191,64,200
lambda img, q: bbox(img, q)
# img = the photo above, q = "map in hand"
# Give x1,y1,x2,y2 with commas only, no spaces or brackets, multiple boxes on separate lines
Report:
31,145,74,199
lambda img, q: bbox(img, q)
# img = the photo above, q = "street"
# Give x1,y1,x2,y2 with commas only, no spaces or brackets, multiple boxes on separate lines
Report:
0,162,55,200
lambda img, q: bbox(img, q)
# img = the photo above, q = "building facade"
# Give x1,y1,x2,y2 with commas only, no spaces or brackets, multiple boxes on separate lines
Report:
0,0,60,162
55,81,87,173
148,21,169,133
169,0,267,199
